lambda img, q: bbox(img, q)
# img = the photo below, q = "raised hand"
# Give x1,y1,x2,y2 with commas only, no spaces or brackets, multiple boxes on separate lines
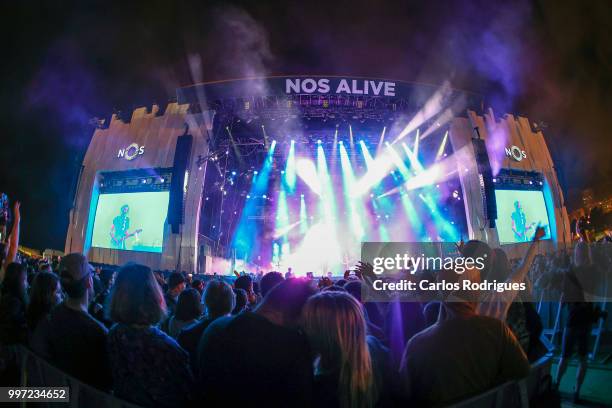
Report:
355,261,375,282
533,225,545,241
13,201,20,220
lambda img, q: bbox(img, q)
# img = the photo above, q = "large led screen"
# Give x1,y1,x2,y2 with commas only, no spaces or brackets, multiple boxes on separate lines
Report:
91,191,169,253
495,189,551,244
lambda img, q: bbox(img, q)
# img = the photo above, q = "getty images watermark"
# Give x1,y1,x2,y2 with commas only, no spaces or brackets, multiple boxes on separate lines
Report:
359,242,610,303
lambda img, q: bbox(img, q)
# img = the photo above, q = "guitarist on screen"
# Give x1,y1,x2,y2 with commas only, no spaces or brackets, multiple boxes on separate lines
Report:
109,205,142,249
511,200,536,242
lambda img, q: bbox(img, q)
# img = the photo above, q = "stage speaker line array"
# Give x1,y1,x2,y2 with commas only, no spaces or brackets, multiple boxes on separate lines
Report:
168,134,193,234
471,127,497,228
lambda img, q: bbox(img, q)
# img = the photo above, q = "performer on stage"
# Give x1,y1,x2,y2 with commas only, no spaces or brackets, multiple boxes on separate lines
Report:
511,200,536,242
109,205,141,249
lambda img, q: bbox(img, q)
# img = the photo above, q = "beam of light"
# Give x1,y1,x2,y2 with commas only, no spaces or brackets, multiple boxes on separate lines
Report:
380,159,444,196
272,242,280,268
273,220,302,239
436,131,449,160
185,53,215,134
272,178,294,264
284,140,297,193
376,126,386,155
392,81,452,144
299,194,308,234
418,192,460,242
359,140,375,168
274,166,293,266
296,158,321,195
349,124,355,149
413,128,420,159
380,151,460,195
339,143,366,239
352,148,397,197
419,108,454,140
401,142,425,173
317,144,337,223
391,138,459,242
332,127,339,157
231,141,276,260
381,144,423,239
398,189,424,240
419,91,467,141
275,189,290,240
359,140,395,222
386,143,412,179
378,223,390,241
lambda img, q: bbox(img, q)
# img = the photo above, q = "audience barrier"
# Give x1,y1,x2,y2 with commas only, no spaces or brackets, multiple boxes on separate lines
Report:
16,346,143,408
446,354,554,408
15,344,553,408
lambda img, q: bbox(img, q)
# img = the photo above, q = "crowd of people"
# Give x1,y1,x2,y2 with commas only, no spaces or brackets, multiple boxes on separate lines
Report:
0,200,610,407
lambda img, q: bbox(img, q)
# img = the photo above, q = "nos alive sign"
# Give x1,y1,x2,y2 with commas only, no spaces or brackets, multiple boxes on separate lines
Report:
177,76,418,103
284,78,396,96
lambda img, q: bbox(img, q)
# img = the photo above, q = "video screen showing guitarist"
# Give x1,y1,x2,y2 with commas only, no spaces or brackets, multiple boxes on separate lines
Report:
110,205,142,249
511,200,536,242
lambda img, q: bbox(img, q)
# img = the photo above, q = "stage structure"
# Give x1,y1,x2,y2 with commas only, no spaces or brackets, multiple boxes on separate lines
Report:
66,76,570,274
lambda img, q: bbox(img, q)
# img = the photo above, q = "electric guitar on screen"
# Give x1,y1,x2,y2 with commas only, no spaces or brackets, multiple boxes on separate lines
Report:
109,204,143,250
110,228,143,248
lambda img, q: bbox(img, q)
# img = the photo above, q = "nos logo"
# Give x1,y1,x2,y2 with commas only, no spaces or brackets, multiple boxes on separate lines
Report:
117,143,145,161
504,145,527,162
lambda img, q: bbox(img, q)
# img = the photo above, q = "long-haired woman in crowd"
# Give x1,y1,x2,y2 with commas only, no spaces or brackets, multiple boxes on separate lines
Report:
302,291,380,408
106,263,193,408
0,262,29,345
0,262,28,385
26,271,61,334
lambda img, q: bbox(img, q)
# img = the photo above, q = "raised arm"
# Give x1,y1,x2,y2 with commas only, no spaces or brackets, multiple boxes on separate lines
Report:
507,225,545,286
1,201,20,282
6,201,20,263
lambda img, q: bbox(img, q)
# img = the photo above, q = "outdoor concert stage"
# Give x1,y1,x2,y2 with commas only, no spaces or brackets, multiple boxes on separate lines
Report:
64,76,571,275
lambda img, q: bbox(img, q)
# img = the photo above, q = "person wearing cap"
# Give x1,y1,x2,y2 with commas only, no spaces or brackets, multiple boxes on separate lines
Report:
31,253,112,391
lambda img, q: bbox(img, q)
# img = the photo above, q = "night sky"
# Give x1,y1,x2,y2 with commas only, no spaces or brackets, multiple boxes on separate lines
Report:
1,0,610,250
